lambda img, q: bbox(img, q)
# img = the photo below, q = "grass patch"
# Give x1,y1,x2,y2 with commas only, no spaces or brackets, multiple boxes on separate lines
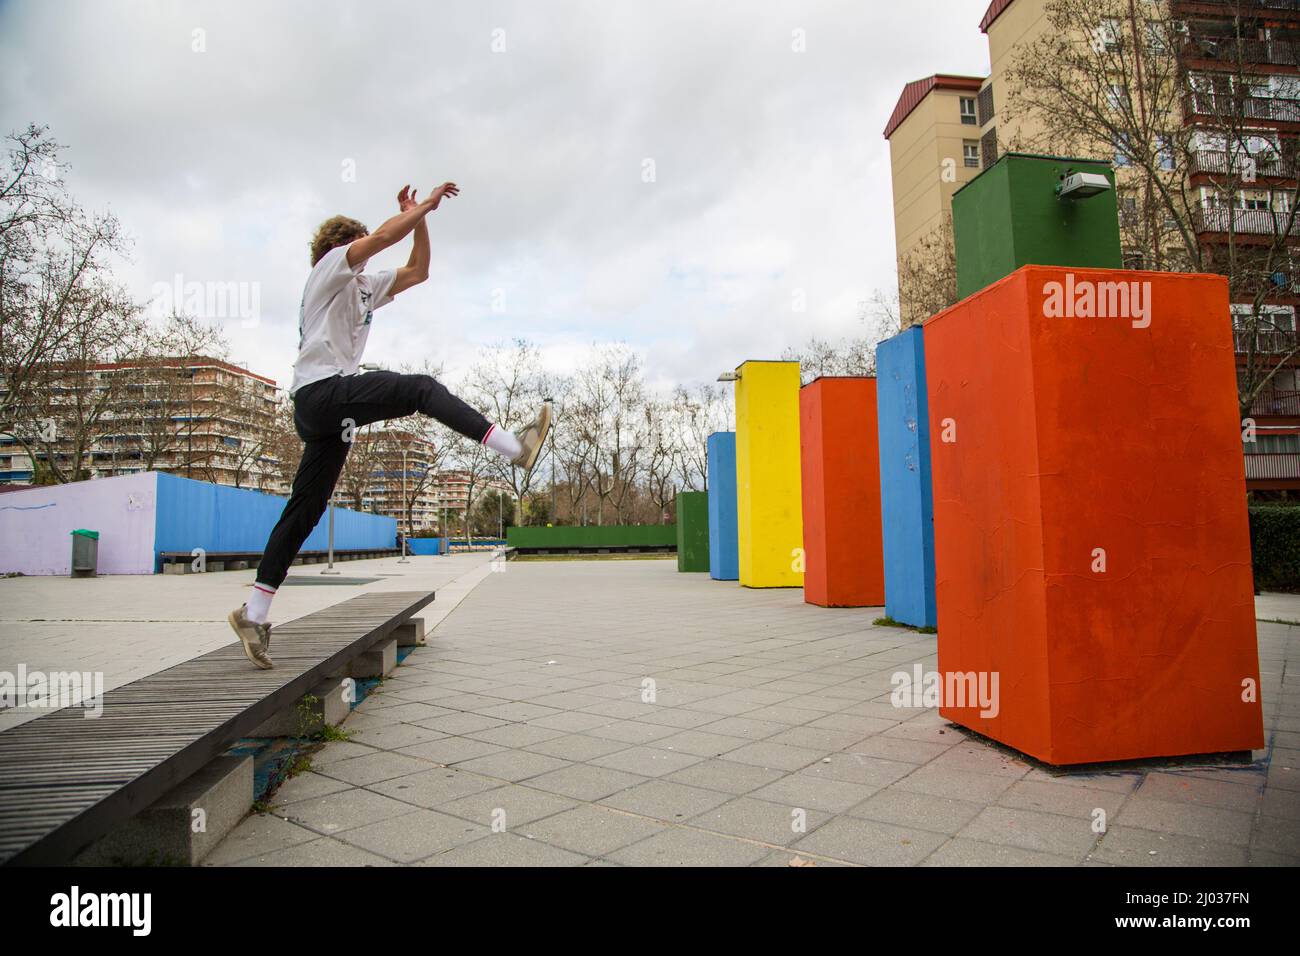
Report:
874,616,936,635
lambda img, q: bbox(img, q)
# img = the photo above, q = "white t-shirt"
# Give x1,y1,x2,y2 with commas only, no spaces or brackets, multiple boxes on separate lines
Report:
289,244,397,396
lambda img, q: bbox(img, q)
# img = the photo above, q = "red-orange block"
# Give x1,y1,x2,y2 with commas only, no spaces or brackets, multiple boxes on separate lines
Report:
924,265,1264,765
799,377,886,608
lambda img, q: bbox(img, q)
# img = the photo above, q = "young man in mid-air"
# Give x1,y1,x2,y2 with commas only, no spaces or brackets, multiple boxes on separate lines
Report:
228,181,550,668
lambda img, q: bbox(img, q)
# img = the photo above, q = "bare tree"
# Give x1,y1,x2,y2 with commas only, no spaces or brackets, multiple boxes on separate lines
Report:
642,398,678,523
896,214,961,328
119,314,230,475
576,344,646,524
1005,0,1300,416
0,124,136,476
671,382,731,492
461,339,554,506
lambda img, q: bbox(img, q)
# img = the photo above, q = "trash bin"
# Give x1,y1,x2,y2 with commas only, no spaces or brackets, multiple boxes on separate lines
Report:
70,529,99,578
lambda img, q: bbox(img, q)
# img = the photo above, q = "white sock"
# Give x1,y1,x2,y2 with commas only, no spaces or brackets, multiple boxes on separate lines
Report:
483,424,522,460
246,583,276,624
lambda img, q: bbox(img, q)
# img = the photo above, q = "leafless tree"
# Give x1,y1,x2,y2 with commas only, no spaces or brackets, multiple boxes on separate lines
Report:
1006,0,1300,416
0,124,138,477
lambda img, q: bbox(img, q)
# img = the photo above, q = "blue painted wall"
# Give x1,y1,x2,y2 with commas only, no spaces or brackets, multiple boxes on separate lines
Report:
407,537,448,555
153,473,396,568
875,328,937,627
707,431,739,581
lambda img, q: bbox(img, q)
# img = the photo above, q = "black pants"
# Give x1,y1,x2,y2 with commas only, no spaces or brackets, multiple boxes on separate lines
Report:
255,372,492,589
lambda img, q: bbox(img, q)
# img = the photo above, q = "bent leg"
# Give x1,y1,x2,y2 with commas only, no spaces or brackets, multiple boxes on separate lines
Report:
255,435,351,589
335,370,492,442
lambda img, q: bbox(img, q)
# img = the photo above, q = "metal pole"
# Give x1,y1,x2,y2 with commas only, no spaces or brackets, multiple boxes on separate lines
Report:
398,447,410,563
321,496,339,574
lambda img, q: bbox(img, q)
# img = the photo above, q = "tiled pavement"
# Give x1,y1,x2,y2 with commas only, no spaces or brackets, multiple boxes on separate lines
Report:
210,559,1300,867
0,551,498,732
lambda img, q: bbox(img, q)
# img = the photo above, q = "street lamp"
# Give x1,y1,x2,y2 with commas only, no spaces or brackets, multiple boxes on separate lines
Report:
397,445,410,564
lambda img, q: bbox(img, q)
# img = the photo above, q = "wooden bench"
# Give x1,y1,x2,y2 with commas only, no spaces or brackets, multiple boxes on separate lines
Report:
0,589,435,866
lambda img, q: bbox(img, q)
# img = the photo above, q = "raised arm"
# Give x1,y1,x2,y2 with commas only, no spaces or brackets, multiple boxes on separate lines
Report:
390,186,433,297
346,181,458,270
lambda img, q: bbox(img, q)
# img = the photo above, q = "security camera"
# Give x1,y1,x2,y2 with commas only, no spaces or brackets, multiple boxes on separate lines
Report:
1056,171,1112,200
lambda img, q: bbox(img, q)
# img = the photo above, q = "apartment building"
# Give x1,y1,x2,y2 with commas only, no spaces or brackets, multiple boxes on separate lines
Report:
0,357,286,491
885,73,986,327
884,0,1300,492
352,427,512,532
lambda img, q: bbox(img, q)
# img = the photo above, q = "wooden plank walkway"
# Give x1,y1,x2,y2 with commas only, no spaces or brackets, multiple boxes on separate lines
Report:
0,589,435,866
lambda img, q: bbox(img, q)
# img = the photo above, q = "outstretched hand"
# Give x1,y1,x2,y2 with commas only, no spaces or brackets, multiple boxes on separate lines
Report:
423,181,459,211
397,185,419,212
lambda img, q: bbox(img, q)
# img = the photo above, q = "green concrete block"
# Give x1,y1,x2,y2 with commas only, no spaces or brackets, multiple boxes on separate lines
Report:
675,491,710,573
953,153,1122,300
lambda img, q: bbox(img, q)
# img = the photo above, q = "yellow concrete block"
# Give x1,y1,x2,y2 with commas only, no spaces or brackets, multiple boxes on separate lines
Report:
734,360,804,588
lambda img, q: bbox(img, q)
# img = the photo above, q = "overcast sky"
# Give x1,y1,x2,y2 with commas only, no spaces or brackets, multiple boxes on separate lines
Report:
0,0,992,394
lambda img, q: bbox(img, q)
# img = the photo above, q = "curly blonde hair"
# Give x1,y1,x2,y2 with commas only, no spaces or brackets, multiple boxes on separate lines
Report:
309,215,368,266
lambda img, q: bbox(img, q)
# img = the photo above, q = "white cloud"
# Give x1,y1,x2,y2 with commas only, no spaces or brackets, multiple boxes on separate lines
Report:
0,0,993,393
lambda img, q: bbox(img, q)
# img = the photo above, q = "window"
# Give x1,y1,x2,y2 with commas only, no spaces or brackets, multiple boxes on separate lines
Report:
1145,20,1169,57
959,97,977,125
1156,134,1175,170
1114,132,1132,167
963,141,980,168
1119,195,1139,225
1107,84,1129,111
1093,17,1123,54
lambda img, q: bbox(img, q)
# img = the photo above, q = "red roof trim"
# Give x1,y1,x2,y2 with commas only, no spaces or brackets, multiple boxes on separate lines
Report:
883,74,985,139
980,0,1015,33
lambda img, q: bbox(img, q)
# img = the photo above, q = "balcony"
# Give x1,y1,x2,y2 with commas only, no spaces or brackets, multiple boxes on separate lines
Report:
1193,203,1300,236
1244,451,1300,481
1247,388,1300,416
1190,148,1297,179
1184,35,1300,68
1235,328,1300,352
1174,0,1300,15
1185,91,1300,125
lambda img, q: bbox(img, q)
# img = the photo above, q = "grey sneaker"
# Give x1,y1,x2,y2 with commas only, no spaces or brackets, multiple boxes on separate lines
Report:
511,402,553,471
228,605,274,670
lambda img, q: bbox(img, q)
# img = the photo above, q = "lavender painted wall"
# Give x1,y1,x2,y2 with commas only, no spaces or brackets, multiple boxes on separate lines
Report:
0,473,159,575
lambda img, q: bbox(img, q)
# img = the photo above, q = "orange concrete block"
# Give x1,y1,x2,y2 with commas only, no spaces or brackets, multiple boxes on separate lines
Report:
799,377,886,608
924,265,1264,765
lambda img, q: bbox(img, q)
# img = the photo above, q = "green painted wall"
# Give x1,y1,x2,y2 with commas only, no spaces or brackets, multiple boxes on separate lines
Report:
952,153,1122,300
675,491,710,572
506,525,677,549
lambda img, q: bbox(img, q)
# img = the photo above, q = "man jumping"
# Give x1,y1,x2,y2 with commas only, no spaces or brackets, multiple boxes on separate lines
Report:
227,181,550,668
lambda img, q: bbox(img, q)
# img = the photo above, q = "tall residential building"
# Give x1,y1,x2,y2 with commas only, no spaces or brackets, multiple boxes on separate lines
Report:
884,0,1300,492
0,356,286,491
349,427,513,532
885,73,986,327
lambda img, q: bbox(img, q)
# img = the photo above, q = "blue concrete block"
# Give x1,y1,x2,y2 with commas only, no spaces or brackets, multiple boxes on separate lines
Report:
707,432,739,581
875,327,937,628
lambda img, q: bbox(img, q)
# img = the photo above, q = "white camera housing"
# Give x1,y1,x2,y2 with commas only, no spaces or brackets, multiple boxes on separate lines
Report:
1057,171,1112,200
